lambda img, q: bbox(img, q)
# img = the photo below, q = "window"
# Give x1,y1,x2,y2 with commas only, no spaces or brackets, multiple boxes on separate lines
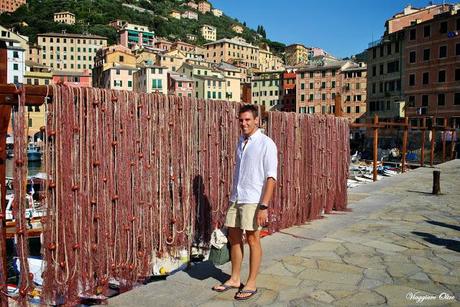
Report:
424,25,430,37
309,72,313,78
347,106,351,113
423,48,430,61
410,28,416,40
13,51,19,58
438,93,445,106
456,43,460,56
395,42,399,53
301,83,305,90
422,72,429,85
456,69,460,81
439,46,447,58
309,83,313,89
322,93,326,101
409,74,415,86
372,83,376,94
372,65,376,77
387,44,391,55
373,48,376,58
409,51,416,63
13,76,18,83
457,18,460,30
422,95,428,106
28,118,32,128
440,21,447,34
332,81,335,88
300,73,304,79
321,82,325,89
13,64,18,70
355,106,360,113
119,56,124,62
387,61,399,73
408,96,415,107
379,64,384,75
322,71,326,77
438,70,446,82
455,93,460,105
309,94,313,101
380,46,384,57
301,94,305,101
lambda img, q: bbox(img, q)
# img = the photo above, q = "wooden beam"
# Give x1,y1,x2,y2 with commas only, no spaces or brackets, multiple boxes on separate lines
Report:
0,84,52,106
442,118,447,163
373,114,379,182
334,93,343,117
401,117,408,173
421,118,426,167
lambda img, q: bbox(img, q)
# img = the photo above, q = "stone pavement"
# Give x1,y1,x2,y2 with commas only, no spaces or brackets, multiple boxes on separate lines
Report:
107,160,460,306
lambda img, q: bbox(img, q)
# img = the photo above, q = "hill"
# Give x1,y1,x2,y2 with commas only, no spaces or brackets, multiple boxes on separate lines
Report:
0,0,285,55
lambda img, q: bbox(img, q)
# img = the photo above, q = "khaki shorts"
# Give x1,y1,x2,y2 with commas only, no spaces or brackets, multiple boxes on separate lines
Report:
224,202,261,231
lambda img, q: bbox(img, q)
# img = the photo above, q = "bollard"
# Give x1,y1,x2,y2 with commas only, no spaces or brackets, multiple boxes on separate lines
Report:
432,170,441,195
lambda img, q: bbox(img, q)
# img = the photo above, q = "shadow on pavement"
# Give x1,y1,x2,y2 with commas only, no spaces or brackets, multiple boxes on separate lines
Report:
412,231,460,253
406,190,437,196
185,260,230,283
426,220,460,232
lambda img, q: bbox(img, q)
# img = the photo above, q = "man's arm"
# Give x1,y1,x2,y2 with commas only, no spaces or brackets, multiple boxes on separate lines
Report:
257,177,276,227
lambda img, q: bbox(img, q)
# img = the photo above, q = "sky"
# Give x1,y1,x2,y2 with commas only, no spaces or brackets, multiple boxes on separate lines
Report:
210,0,446,58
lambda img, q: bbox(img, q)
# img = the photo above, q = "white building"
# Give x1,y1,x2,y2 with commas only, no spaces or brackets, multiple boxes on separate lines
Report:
201,24,216,41
211,8,223,17
182,10,198,20
133,65,168,94
2,38,25,84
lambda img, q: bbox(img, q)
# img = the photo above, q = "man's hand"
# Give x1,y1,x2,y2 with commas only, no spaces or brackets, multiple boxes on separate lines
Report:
257,209,268,227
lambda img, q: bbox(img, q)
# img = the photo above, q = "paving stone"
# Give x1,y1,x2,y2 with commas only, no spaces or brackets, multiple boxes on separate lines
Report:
362,240,407,252
359,278,384,289
428,274,460,286
363,268,393,283
342,242,376,255
317,259,363,274
281,256,317,270
294,250,343,262
333,290,386,306
306,242,341,251
342,255,384,269
411,256,451,275
386,261,421,278
288,297,330,307
256,274,302,291
263,262,301,277
433,252,460,264
297,268,362,286
316,282,359,291
252,288,278,306
335,244,349,256
198,300,235,307
277,285,315,302
408,272,431,282
306,290,335,303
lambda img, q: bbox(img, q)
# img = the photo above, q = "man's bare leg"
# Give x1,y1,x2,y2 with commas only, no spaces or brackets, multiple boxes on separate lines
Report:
213,227,243,290
235,229,261,298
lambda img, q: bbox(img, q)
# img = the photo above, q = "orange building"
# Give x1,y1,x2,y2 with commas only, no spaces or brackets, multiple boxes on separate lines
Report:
0,0,26,13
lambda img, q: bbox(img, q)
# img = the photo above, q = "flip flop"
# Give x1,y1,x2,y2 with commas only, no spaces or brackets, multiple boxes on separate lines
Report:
212,283,243,292
234,288,258,300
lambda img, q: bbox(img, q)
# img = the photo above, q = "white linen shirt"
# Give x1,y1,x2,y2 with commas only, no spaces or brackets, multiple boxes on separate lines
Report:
229,129,278,204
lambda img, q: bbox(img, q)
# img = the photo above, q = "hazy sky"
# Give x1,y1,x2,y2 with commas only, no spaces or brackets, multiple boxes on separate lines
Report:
211,0,444,58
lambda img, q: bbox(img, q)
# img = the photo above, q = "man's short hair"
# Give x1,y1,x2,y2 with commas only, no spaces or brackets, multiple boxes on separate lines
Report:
239,104,259,119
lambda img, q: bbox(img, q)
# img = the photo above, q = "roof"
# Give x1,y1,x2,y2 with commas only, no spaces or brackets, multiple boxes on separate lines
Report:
169,73,194,82
54,11,75,16
203,37,258,49
25,60,50,69
213,62,240,72
182,62,213,70
37,32,107,39
138,64,168,69
53,70,90,76
107,64,138,70
194,74,225,81
0,37,20,43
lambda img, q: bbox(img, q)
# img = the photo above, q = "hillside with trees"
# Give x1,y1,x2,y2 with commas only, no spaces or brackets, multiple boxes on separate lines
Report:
0,0,285,55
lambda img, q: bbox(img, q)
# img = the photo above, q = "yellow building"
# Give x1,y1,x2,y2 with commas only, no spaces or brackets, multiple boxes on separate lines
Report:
201,24,216,42
178,62,226,100
157,49,186,72
285,44,310,66
93,45,137,88
54,11,76,25
213,62,241,102
232,24,244,34
258,47,284,72
203,37,259,69
169,10,181,20
35,32,107,72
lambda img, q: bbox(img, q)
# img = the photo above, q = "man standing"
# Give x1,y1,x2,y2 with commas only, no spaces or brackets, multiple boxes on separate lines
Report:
212,105,278,300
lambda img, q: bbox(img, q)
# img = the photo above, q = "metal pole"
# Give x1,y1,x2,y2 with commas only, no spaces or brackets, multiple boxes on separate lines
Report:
373,114,378,181
421,118,426,167
401,117,408,173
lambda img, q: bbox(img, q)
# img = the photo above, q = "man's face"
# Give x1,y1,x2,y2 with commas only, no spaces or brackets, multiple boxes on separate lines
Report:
239,111,258,137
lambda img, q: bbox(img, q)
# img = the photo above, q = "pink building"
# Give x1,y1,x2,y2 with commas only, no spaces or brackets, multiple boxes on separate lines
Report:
52,70,92,87
168,72,195,97
154,38,173,51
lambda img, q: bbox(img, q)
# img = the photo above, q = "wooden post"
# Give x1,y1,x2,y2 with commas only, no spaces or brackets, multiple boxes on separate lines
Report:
442,118,447,162
401,117,408,173
421,118,426,167
430,121,435,167
0,40,9,307
451,130,457,160
373,114,379,182
334,94,342,117
432,170,441,195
